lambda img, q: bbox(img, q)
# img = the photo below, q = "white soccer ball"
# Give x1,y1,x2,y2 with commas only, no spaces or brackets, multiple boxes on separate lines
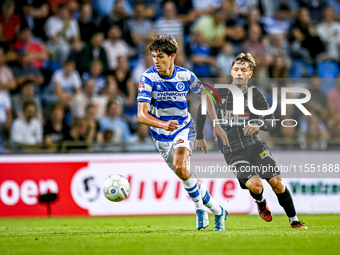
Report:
102,174,130,202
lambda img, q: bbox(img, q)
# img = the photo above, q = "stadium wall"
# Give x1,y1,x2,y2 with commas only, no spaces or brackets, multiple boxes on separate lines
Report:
0,152,339,217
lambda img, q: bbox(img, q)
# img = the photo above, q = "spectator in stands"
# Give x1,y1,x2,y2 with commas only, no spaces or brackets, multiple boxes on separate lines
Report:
109,56,135,106
215,41,235,77
241,24,269,57
78,32,108,74
11,81,43,123
298,0,328,23
99,0,134,47
13,27,48,69
262,4,291,35
44,104,70,150
103,25,130,70
84,104,103,143
267,33,291,61
305,77,328,121
10,100,43,147
0,47,15,92
128,122,152,143
289,7,325,62
12,47,44,94
243,8,267,40
95,0,132,19
153,1,184,43
0,88,12,140
99,99,131,143
299,113,329,150
173,0,198,36
328,117,340,139
191,0,219,15
327,0,340,17
77,3,97,43
22,0,49,40
47,59,82,108
0,0,21,47
316,7,340,62
188,29,214,77
128,3,153,56
268,54,288,78
71,78,106,119
327,75,340,118
82,60,106,95
234,0,277,17
221,1,245,50
64,117,88,150
45,3,82,64
192,8,226,48
131,48,153,84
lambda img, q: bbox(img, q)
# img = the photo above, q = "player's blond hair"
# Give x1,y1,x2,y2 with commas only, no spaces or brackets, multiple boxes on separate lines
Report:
232,53,256,71
149,34,178,56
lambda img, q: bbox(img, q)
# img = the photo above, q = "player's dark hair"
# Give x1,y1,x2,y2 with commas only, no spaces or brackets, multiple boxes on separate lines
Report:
23,100,36,111
232,53,256,71
149,34,178,56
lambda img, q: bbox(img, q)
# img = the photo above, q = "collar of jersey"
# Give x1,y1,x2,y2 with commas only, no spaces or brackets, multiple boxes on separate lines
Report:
243,86,248,94
157,65,178,80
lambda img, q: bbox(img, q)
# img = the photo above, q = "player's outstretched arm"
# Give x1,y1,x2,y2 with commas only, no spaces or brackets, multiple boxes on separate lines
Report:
195,103,208,153
137,102,179,131
204,92,229,146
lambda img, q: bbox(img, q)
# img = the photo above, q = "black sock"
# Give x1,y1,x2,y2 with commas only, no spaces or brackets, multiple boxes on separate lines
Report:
249,189,266,211
276,187,296,218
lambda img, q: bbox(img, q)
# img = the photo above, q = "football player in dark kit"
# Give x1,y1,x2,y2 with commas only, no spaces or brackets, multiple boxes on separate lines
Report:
195,53,307,229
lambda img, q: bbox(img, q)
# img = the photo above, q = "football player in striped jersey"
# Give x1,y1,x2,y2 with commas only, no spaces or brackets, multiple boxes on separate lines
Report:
137,34,228,230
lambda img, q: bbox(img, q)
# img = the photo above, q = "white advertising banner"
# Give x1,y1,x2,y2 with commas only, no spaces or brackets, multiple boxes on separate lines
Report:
0,152,340,217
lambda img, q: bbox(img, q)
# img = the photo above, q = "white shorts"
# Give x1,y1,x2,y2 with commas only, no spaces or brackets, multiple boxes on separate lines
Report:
153,120,196,171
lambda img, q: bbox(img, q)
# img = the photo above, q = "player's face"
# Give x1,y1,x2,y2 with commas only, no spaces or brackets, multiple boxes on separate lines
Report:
231,61,253,88
151,51,174,74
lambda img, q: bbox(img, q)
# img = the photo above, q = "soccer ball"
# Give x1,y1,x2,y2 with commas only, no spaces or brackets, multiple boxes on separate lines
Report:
102,174,130,202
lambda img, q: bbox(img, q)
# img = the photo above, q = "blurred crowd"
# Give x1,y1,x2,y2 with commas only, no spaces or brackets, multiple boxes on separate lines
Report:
0,0,340,153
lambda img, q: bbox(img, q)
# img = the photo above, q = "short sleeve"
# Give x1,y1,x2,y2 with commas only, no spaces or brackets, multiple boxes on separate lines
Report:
73,71,82,88
137,74,153,103
189,71,204,95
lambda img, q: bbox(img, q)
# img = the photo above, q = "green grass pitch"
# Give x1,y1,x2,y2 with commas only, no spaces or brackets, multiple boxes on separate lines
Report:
0,214,339,255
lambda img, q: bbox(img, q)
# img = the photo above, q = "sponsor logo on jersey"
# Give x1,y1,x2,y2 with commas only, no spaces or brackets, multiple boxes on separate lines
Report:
259,150,270,159
139,82,145,91
175,139,184,145
176,82,185,91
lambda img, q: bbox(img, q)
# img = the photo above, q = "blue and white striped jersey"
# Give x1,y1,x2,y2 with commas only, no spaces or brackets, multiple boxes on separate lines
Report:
137,65,203,141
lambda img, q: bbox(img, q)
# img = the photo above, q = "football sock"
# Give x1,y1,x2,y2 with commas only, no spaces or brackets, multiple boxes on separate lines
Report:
289,216,299,224
275,187,297,219
249,189,266,211
183,175,205,211
199,183,222,215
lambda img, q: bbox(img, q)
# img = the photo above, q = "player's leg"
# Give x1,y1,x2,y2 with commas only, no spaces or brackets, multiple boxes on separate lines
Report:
198,181,228,231
251,144,307,228
267,176,307,229
173,146,209,229
224,148,272,222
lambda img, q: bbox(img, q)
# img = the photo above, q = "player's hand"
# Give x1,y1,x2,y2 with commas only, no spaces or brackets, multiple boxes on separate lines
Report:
243,124,260,136
196,139,207,153
162,120,179,131
213,125,229,146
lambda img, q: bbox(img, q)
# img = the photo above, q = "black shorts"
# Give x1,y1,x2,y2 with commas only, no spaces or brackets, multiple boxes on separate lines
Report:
223,143,280,189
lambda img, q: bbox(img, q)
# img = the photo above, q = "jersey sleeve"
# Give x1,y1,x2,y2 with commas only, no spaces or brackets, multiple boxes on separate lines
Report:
137,74,153,103
189,71,204,95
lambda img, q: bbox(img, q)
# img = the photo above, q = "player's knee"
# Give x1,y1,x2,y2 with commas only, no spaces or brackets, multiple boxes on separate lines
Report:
246,177,263,194
268,177,285,194
173,163,190,180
